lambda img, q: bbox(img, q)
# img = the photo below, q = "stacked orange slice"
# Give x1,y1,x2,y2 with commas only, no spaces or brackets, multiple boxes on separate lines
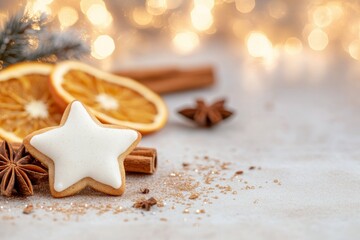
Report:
0,61,168,142
0,63,63,142
50,61,168,134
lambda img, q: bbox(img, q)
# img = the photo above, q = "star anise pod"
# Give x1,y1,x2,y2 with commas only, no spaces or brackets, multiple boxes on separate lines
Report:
0,141,48,197
133,197,157,211
178,98,234,127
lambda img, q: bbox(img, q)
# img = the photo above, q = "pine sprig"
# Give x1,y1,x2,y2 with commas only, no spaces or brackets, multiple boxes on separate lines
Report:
27,31,89,62
0,8,89,69
0,9,47,66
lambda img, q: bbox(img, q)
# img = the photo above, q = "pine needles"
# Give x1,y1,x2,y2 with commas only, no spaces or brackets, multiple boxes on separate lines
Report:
0,8,89,69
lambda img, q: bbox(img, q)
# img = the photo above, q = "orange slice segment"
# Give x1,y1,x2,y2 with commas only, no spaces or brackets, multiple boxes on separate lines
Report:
0,63,63,143
50,61,168,133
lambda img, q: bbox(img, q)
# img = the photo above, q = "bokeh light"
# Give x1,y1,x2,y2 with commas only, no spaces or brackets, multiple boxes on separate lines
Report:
172,31,200,54
14,0,360,63
327,2,343,21
86,3,112,27
80,0,105,13
348,40,360,60
313,6,333,28
58,7,78,28
308,29,328,51
91,35,115,59
235,0,256,14
284,37,303,55
26,0,52,15
146,0,167,15
132,8,153,27
246,31,273,58
191,6,214,31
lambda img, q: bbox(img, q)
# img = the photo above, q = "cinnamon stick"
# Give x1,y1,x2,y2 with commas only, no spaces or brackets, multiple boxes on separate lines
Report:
114,66,215,94
124,147,157,174
6,142,157,174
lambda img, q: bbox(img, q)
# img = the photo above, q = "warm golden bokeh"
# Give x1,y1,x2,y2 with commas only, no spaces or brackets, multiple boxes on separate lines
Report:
58,7,78,28
91,35,115,59
308,29,329,51
285,37,303,55
172,31,200,54
246,32,273,58
235,0,255,14
8,1,360,61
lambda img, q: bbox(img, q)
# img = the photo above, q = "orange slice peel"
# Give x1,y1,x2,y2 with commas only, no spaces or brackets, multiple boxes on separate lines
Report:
50,61,168,134
0,63,63,142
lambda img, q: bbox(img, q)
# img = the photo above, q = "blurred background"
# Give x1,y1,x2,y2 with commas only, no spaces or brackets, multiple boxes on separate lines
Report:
1,0,359,68
1,0,360,99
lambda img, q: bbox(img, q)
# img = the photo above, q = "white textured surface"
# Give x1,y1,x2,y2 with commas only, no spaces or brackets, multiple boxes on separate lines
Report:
1,42,360,239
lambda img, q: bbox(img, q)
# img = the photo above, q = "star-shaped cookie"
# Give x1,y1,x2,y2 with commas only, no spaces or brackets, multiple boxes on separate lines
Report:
24,101,141,197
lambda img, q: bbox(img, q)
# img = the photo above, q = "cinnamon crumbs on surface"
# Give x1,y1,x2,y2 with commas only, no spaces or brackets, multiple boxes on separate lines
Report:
220,162,231,170
182,162,190,167
195,209,206,214
183,208,190,214
189,193,199,200
140,188,150,194
133,197,157,211
23,204,33,214
0,154,272,222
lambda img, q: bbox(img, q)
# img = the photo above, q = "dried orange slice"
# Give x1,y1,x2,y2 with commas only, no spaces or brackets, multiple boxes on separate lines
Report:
0,62,63,142
50,61,168,133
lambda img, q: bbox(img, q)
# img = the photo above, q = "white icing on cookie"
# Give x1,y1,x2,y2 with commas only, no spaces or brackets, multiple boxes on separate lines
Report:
30,101,138,192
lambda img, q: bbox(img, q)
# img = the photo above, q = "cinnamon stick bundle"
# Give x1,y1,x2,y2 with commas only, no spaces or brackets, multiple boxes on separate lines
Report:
115,66,215,94
124,147,157,174
6,142,157,174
